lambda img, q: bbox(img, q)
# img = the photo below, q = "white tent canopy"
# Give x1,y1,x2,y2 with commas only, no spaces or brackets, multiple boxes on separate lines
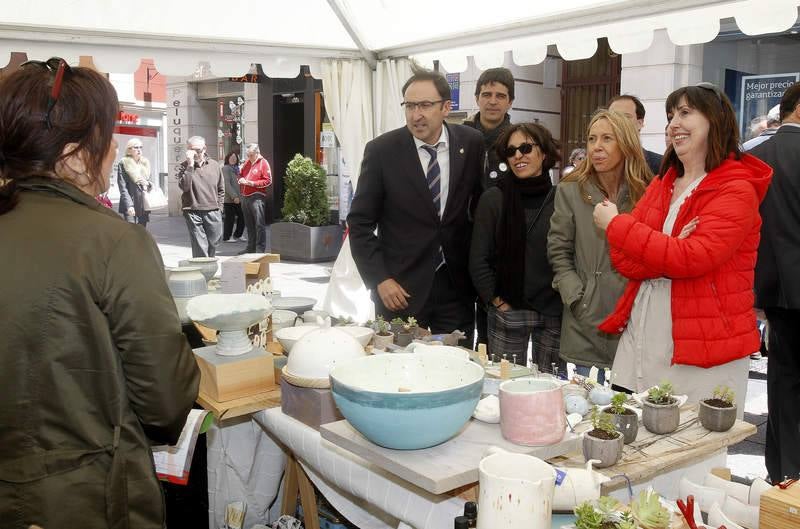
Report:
1,0,799,75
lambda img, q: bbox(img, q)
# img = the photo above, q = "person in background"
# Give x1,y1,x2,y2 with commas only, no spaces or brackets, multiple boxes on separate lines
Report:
222,151,246,242
595,83,771,413
749,82,800,480
348,67,484,345
744,104,781,151
117,137,152,227
463,66,515,350
562,148,586,176
0,57,199,529
470,123,563,370
239,143,273,253
608,94,663,175
176,135,225,257
548,110,651,384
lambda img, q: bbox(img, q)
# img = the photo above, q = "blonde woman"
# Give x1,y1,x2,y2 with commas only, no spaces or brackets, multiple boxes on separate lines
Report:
117,138,153,227
547,109,652,383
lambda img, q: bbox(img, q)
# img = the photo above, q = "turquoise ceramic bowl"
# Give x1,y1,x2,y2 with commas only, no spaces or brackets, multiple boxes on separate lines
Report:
329,353,484,450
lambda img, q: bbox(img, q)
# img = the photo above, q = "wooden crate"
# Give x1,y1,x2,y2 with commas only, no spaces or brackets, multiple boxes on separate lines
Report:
760,482,800,529
280,376,343,430
193,345,275,402
220,253,280,293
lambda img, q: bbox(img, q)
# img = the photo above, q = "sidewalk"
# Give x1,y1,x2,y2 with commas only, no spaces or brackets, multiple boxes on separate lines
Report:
147,209,769,482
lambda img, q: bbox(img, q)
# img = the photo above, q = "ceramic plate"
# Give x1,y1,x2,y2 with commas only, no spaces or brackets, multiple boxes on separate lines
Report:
271,296,316,313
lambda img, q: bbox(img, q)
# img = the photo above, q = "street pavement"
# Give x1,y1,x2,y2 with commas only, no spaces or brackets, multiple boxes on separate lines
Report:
147,209,769,482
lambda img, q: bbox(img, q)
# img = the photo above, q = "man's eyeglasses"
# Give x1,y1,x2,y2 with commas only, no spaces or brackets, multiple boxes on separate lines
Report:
695,82,724,104
20,57,72,130
401,100,446,112
503,142,538,159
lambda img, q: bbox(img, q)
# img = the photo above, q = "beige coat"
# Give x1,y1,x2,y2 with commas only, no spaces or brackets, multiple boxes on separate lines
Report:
547,180,632,368
0,177,200,529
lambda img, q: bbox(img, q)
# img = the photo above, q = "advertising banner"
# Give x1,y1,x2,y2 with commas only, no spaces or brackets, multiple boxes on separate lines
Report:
446,73,460,111
739,73,799,139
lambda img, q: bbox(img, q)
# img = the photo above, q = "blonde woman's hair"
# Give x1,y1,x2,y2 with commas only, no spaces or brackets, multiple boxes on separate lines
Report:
125,138,143,155
562,109,652,205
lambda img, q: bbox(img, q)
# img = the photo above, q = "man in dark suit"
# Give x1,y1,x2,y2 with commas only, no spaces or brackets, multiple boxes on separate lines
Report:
608,94,663,175
348,68,484,343
750,81,800,481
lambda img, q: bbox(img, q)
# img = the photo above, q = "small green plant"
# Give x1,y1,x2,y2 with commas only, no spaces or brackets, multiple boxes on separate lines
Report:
574,498,635,529
281,153,329,226
712,385,735,406
647,381,675,405
590,406,618,436
630,489,670,529
406,316,417,327
609,392,628,415
391,317,405,325
375,316,389,335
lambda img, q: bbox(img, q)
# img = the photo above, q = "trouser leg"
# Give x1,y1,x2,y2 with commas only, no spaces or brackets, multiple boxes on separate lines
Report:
203,210,223,258
242,196,257,253
183,211,208,257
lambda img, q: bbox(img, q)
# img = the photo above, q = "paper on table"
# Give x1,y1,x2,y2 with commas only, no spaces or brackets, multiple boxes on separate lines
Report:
152,408,209,485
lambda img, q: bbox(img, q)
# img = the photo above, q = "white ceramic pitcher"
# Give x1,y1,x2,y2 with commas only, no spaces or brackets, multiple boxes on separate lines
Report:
477,447,555,529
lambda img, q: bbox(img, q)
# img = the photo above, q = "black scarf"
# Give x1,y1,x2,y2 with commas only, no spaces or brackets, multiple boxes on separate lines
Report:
495,174,553,307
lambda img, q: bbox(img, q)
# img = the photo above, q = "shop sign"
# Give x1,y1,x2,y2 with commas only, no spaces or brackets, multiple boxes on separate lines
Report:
229,74,260,83
117,111,139,124
446,73,460,111
739,72,799,138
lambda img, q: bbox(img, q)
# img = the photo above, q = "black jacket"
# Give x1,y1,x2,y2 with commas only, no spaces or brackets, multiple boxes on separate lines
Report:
644,148,663,176
750,124,800,309
464,113,512,191
469,185,562,316
348,123,484,315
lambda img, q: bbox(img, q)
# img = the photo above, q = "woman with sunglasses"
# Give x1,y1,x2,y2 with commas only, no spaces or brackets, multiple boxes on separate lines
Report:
0,59,199,528
117,138,153,227
548,110,651,383
470,123,564,371
594,84,772,412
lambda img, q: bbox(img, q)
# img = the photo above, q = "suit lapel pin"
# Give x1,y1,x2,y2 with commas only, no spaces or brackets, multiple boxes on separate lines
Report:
459,147,464,154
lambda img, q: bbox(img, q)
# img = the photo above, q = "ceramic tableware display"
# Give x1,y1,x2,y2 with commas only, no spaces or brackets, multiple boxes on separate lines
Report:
329,353,484,449
551,460,610,512
477,447,556,529
186,293,272,356
271,309,298,334
499,378,566,445
276,324,374,354
282,325,366,388
179,257,219,282
166,266,208,323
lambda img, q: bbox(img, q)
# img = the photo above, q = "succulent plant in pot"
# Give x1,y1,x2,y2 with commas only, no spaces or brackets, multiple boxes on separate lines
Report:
390,317,405,335
698,385,737,432
372,316,394,351
582,406,624,468
630,489,671,529
574,496,635,529
394,317,416,347
602,392,639,444
642,381,680,435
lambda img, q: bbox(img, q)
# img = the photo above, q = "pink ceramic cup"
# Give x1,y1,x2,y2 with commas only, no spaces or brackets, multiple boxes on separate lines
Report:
499,378,566,445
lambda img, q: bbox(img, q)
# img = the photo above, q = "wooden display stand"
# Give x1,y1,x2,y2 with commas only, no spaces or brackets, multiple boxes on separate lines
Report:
281,453,320,529
280,376,343,430
220,253,280,293
760,482,800,529
193,345,275,402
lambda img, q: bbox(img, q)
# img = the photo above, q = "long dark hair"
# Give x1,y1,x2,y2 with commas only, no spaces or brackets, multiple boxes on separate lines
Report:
0,59,118,215
660,84,740,177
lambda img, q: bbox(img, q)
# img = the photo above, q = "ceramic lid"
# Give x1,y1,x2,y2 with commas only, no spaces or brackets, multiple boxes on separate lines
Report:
284,325,366,387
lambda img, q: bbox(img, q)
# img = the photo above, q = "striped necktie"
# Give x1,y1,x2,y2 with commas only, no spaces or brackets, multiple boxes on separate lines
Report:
421,143,445,270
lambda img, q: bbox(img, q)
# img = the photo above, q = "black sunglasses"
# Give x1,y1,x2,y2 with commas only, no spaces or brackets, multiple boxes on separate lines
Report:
695,82,724,104
503,142,537,159
20,57,72,129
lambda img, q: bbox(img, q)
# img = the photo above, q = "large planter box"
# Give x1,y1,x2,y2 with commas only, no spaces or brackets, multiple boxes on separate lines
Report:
271,222,343,262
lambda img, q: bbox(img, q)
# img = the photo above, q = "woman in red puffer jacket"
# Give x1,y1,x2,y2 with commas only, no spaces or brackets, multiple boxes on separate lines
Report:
593,83,772,413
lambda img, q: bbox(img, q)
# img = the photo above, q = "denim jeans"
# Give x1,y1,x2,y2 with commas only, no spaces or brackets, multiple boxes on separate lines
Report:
574,364,607,385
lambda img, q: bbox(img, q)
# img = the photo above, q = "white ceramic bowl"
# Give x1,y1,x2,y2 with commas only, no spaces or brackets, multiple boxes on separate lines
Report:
275,325,314,353
271,309,298,333
283,326,366,387
407,343,469,360
329,353,484,449
186,293,272,356
166,266,208,298
180,257,219,282
340,326,375,347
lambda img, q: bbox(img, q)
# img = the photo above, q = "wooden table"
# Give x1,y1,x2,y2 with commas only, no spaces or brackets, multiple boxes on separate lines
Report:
550,404,757,495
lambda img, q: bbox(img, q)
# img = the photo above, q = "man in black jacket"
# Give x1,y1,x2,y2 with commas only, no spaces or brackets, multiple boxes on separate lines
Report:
608,94,663,176
750,82,800,481
348,68,484,344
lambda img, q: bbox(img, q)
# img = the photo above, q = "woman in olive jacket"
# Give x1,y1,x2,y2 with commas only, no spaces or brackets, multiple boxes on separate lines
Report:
547,110,651,381
0,59,199,529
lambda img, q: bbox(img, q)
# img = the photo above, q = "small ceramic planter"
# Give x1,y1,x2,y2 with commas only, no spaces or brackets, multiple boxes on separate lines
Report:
582,431,623,468
698,399,737,432
603,408,639,444
372,332,394,351
395,331,413,347
642,398,680,434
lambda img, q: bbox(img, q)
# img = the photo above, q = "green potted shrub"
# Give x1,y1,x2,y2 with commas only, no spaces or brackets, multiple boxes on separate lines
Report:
642,381,680,435
602,392,639,444
698,385,737,432
271,153,342,262
582,406,624,468
573,496,635,529
372,316,394,351
390,317,405,335
629,489,671,529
